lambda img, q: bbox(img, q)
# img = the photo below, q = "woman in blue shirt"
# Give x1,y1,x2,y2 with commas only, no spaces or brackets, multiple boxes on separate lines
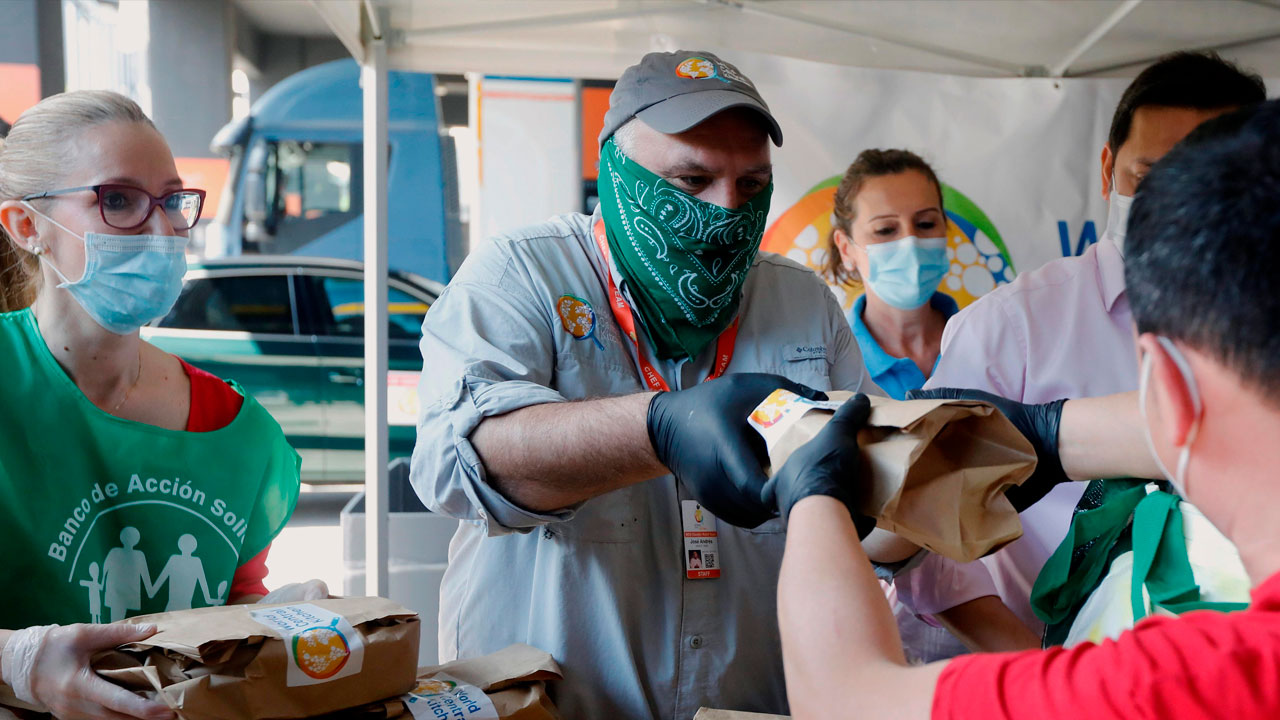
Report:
824,149,965,664
824,149,957,401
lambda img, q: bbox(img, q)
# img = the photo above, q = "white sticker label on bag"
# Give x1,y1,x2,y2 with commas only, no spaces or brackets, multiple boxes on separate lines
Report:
403,673,499,720
249,603,365,687
748,389,843,454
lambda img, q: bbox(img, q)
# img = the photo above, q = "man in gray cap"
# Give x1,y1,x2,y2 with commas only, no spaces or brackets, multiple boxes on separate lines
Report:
411,50,878,719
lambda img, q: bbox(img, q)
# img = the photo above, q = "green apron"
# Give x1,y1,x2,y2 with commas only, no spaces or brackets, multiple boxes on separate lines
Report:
0,309,300,627
1031,478,1248,647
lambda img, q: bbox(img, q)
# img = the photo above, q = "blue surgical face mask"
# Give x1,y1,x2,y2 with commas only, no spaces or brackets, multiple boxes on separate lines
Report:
1138,336,1202,498
863,235,949,310
23,203,188,334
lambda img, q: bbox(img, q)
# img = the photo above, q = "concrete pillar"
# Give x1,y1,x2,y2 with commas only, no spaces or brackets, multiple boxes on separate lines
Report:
146,0,232,158
0,0,63,128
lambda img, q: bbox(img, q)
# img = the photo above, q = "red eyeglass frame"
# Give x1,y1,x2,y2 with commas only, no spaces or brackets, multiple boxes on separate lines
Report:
22,184,208,231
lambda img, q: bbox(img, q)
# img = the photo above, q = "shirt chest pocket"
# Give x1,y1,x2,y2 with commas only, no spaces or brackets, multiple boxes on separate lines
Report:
771,344,831,390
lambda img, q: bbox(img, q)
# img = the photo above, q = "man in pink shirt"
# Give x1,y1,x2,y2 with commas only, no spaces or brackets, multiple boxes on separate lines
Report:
894,52,1266,648
763,99,1280,719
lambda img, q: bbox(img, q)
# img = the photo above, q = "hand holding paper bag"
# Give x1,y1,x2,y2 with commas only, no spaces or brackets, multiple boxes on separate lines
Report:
762,394,877,539
749,390,1037,562
647,373,828,528
907,387,1067,511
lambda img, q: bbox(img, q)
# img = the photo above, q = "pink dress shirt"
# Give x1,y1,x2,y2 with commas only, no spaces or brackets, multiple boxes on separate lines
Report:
896,233,1140,633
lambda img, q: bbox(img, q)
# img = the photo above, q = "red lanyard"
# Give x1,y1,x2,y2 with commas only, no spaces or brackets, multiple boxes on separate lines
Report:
592,219,738,392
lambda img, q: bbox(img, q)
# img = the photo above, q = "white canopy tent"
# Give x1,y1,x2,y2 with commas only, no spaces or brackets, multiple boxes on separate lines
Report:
239,0,1280,593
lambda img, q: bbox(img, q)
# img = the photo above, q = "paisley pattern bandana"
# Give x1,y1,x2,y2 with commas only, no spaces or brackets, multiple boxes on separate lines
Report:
597,137,771,360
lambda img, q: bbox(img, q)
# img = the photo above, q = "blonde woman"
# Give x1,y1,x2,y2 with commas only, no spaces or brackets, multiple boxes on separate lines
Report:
0,91,315,719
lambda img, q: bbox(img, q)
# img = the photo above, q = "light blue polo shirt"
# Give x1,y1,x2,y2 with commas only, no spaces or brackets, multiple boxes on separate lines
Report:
847,292,959,400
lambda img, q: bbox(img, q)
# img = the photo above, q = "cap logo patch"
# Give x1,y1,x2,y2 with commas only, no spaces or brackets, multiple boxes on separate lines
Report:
676,57,720,81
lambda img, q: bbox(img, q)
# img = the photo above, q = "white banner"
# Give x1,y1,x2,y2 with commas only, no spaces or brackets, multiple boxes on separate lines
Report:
735,52,1129,309
728,53,1270,311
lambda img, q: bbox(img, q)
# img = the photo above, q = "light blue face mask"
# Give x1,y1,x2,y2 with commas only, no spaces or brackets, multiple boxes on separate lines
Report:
1139,336,1202,499
23,203,188,334
863,235,949,310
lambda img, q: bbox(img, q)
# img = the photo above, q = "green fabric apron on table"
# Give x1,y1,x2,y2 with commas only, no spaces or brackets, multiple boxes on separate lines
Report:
0,309,300,628
1031,478,1249,647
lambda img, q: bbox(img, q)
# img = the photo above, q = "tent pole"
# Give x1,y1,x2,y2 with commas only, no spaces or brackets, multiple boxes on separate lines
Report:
1049,0,1142,77
362,9,391,599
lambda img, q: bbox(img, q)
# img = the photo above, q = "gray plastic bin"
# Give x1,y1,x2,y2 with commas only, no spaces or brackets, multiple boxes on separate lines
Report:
341,458,458,665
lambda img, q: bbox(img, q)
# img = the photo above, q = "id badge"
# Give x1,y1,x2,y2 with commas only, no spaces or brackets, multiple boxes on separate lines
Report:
681,500,721,579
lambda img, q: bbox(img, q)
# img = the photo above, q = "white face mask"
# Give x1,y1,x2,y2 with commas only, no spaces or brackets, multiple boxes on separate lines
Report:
1138,336,1202,498
1107,182,1133,257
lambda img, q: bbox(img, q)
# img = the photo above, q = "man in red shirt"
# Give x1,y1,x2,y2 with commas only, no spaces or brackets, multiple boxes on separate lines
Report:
762,99,1280,719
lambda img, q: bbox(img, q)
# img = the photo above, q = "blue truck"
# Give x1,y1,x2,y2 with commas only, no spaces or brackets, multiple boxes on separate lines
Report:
207,59,464,283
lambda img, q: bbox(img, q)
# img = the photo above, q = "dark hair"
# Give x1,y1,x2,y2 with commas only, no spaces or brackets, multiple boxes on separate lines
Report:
824,148,944,286
1107,51,1265,154
1125,99,1280,401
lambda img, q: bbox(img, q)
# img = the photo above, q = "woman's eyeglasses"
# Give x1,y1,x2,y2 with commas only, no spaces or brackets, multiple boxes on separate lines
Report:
23,184,207,231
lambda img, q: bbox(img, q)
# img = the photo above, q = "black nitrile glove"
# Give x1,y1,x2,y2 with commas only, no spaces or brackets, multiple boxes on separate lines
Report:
907,387,1067,512
647,373,826,529
762,394,877,539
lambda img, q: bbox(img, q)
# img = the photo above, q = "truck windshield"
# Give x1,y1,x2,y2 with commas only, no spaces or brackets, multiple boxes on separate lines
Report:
259,140,364,254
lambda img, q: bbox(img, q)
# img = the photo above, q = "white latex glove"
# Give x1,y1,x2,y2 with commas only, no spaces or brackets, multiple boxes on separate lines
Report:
258,579,330,604
1,623,174,720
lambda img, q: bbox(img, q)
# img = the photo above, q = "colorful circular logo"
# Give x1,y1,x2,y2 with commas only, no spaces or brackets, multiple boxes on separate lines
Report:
292,625,351,680
676,57,717,80
414,679,457,695
748,389,793,428
762,177,1016,311
557,294,604,349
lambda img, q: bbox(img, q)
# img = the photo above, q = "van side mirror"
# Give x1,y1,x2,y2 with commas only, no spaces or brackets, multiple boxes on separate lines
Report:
244,142,269,225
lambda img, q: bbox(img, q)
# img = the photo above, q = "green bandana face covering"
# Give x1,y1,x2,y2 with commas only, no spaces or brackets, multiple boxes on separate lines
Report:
597,137,772,360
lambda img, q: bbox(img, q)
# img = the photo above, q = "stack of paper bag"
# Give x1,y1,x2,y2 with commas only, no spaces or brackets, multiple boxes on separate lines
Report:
340,643,562,719
749,390,1036,562
694,710,789,720
92,598,420,720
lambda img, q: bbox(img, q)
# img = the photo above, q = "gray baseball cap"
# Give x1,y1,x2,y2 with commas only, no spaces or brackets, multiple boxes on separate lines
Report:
599,50,783,148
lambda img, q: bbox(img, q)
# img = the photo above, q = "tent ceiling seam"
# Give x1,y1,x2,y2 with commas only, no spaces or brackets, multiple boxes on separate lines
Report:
400,1,706,39
1049,0,1143,77
733,0,1026,75
1070,27,1280,76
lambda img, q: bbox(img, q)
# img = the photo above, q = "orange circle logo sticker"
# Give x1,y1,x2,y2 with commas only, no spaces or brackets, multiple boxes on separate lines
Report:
676,57,716,79
292,625,352,680
414,678,457,695
748,389,794,428
557,294,604,349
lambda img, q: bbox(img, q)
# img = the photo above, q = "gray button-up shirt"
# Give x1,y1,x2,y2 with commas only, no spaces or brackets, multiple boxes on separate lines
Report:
411,211,877,720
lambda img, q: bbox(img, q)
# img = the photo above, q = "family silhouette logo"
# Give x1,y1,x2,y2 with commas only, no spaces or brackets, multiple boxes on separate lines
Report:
763,177,1017,311
80,527,228,622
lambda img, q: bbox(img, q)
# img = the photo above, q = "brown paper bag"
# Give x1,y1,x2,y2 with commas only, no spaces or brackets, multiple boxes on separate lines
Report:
92,597,420,720
342,643,561,720
694,710,789,720
749,390,1036,562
